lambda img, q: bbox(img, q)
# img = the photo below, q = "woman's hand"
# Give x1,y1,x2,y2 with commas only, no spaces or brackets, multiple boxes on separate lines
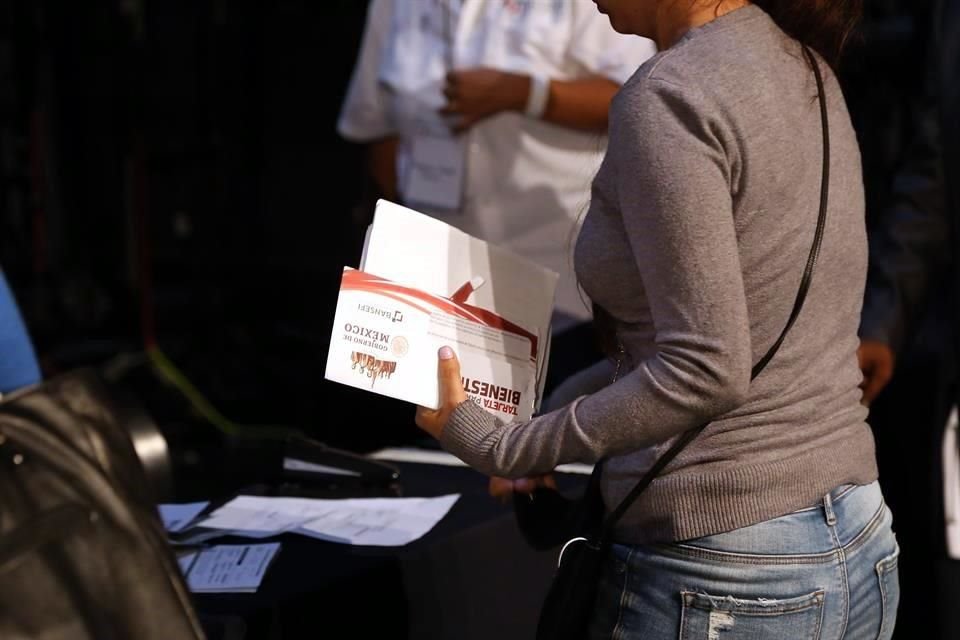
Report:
415,346,467,440
489,475,557,503
417,347,559,498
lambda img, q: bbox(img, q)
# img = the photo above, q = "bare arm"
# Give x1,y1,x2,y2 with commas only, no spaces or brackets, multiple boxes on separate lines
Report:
441,69,619,133
543,75,620,131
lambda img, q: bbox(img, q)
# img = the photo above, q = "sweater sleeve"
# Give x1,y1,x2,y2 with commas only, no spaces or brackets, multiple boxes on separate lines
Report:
440,78,752,478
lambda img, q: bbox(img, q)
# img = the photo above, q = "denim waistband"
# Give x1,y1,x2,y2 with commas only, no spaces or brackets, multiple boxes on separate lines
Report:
661,481,886,557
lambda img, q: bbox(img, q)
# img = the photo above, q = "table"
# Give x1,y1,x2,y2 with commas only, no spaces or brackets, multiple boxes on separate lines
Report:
191,461,586,639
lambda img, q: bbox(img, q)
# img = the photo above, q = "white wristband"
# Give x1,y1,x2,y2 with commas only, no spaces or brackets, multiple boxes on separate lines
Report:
524,73,550,119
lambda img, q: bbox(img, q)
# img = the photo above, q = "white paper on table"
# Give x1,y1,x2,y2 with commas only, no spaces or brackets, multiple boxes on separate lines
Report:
184,543,281,593
195,494,460,546
158,502,210,533
197,495,331,537
296,494,460,546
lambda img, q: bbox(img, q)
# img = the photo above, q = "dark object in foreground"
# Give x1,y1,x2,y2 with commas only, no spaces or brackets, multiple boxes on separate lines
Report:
0,370,204,640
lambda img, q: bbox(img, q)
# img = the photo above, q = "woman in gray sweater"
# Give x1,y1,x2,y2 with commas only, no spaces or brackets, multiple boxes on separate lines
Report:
416,1,899,637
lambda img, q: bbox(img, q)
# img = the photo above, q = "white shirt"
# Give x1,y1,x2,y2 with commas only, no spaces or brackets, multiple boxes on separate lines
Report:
338,0,656,330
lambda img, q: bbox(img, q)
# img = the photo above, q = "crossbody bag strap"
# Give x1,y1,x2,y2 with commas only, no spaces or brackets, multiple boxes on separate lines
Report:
598,46,832,542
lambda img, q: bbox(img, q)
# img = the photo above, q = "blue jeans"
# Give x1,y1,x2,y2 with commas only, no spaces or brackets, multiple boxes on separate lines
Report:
589,482,900,639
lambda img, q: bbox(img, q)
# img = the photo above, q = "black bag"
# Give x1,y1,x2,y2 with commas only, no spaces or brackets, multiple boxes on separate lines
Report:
530,47,832,640
525,462,608,639
0,369,205,640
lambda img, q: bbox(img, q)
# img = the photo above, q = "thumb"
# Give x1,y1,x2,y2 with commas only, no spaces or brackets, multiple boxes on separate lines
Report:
438,346,467,406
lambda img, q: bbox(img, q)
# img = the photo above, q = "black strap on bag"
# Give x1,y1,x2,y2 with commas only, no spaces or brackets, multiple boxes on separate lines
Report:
535,46,832,640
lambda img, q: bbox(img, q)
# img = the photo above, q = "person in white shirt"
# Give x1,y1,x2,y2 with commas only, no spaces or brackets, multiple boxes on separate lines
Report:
338,0,656,390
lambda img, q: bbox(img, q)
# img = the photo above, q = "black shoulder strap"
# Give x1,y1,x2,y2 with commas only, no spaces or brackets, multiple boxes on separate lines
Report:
599,46,832,541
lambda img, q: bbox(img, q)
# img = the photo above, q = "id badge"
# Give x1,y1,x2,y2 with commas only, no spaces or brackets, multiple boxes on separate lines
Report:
402,133,466,213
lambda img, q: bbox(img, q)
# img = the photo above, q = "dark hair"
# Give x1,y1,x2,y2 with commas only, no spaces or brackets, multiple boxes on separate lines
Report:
751,0,863,68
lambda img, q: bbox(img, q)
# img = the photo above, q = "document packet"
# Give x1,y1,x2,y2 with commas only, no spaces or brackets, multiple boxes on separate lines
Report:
325,268,539,422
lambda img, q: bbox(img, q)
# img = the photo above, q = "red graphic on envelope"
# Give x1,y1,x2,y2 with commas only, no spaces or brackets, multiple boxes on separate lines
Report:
341,269,538,361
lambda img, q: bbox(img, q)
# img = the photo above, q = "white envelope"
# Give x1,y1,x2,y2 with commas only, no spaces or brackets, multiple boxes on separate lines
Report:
324,268,539,422
359,200,558,412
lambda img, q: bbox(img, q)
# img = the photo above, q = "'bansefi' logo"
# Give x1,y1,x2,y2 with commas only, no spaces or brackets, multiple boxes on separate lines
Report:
357,303,404,323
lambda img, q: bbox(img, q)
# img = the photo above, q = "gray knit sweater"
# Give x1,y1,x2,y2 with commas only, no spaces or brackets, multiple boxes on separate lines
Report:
439,5,878,544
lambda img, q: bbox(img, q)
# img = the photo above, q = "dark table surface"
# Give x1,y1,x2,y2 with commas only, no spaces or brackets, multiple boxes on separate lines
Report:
190,460,587,639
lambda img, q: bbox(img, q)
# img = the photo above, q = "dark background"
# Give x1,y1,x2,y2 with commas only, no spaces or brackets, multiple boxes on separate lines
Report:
0,0,430,503
0,0,421,467
0,0,941,494
1,1,954,637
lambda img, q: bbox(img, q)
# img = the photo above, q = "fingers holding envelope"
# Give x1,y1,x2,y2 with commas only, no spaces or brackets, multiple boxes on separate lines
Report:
415,346,467,440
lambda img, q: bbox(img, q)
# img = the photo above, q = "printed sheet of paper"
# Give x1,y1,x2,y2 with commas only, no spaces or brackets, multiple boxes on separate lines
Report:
195,494,460,547
158,502,210,533
296,494,460,546
181,543,281,593
196,495,322,538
